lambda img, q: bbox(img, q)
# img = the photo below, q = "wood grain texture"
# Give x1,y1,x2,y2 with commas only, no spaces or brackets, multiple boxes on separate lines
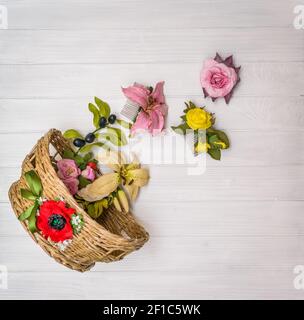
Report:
1,0,299,29
0,0,303,299
1,28,303,63
1,97,304,132
0,63,303,98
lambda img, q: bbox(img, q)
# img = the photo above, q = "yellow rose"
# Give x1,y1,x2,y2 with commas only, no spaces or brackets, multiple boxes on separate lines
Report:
186,108,212,130
195,142,210,153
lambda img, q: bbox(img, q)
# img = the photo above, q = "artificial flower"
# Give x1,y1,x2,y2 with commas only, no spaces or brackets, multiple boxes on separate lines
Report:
77,172,121,202
81,165,95,181
172,101,230,160
57,159,81,179
213,141,227,149
37,200,75,242
122,81,167,135
87,161,97,170
186,108,212,130
57,159,81,195
195,142,210,153
200,53,240,104
62,177,79,195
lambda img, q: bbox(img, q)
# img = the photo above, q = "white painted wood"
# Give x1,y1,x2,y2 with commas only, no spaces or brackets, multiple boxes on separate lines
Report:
1,0,298,29
1,269,303,300
0,0,303,300
0,63,302,99
0,28,303,63
1,96,304,132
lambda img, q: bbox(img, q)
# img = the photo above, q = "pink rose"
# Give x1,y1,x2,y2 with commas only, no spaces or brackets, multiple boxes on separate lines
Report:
62,177,79,195
57,159,81,195
57,159,81,180
200,53,240,104
81,165,95,181
122,81,168,135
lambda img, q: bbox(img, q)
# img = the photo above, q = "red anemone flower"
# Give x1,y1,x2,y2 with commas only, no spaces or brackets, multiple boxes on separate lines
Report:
37,200,75,243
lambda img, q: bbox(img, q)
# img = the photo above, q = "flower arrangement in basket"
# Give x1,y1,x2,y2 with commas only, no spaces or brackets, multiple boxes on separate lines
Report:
8,55,239,271
8,97,150,272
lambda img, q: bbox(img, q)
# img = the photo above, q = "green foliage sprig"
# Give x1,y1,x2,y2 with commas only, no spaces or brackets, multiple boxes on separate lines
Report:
18,170,43,233
63,97,131,155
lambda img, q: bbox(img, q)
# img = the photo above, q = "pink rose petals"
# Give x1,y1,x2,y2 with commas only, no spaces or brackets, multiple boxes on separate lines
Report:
81,165,96,182
200,53,241,104
57,159,81,195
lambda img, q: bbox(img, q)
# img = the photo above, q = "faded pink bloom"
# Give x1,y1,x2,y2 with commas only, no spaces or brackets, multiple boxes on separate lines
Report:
62,177,79,195
57,159,81,195
200,53,240,104
57,159,81,180
81,165,95,181
122,81,167,135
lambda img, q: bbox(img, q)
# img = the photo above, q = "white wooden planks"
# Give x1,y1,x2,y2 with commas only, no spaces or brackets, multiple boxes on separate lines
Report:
0,0,303,299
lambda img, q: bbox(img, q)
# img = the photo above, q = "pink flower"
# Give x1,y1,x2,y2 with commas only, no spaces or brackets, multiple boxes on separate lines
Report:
57,159,81,180
200,53,240,104
57,159,81,195
122,81,167,135
62,177,79,195
81,165,95,181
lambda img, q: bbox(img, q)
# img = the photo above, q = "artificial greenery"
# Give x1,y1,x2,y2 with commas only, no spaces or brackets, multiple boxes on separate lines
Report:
172,101,230,160
18,170,43,233
63,97,131,154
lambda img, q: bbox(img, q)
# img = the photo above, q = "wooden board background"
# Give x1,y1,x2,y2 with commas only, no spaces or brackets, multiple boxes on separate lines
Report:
0,0,304,299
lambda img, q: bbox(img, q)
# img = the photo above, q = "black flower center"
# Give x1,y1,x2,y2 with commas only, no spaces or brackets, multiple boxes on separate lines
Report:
48,214,66,231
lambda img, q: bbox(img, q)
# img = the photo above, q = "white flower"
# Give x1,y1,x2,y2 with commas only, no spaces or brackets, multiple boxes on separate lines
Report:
57,239,72,251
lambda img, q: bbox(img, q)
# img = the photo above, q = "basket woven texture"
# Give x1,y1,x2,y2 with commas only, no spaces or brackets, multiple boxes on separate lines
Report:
8,129,149,272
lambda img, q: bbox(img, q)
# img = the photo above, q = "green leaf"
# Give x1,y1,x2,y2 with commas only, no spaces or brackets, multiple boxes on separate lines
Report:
116,119,132,129
101,127,128,146
63,129,84,140
188,101,197,109
111,127,128,145
19,202,39,233
214,130,230,148
83,152,93,162
74,156,85,168
208,148,221,160
88,103,100,128
28,203,38,233
18,204,36,221
94,97,111,118
171,123,190,135
207,128,230,148
87,203,102,219
208,134,219,144
78,163,86,170
24,170,42,197
78,175,91,189
62,149,75,160
20,189,37,201
180,115,187,122
78,142,107,153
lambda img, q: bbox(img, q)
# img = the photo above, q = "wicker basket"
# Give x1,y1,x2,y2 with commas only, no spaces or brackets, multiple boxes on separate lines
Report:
8,129,149,272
